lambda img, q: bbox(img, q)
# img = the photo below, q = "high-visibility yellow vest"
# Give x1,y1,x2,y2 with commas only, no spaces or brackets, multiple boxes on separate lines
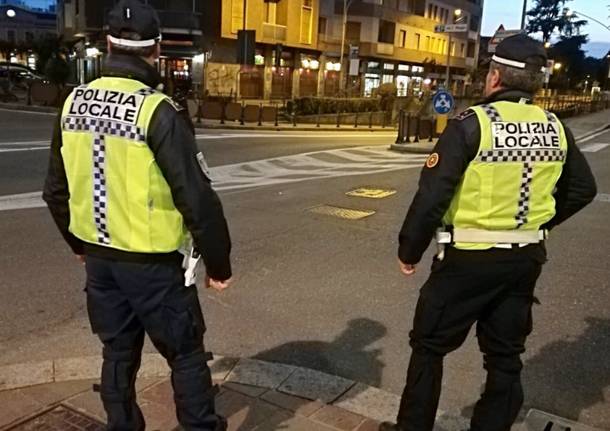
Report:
443,101,568,250
60,77,186,253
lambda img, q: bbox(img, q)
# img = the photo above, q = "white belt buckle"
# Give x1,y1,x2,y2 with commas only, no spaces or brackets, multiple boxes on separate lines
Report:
437,231,452,244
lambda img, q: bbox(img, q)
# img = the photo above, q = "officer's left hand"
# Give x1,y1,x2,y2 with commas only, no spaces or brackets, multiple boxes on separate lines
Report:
76,255,85,265
398,259,416,276
204,275,232,292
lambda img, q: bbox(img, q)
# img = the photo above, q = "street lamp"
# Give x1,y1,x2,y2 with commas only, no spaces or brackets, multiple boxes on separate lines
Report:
554,62,562,71
5,9,16,88
338,0,355,96
445,9,465,89
564,8,610,33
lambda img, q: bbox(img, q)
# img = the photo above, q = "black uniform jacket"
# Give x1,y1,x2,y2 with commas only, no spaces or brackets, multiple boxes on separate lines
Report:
398,89,598,265
43,54,232,280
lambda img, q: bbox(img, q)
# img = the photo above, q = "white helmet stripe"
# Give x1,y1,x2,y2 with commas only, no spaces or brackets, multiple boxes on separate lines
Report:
492,55,526,69
107,34,160,48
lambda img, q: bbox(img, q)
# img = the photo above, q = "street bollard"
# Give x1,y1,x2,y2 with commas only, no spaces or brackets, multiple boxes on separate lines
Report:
240,101,245,126
274,104,279,127
429,117,437,143
258,103,263,126
413,116,420,143
316,104,321,128
196,98,203,125
382,111,387,128
395,109,404,144
336,111,341,128
404,113,411,143
220,100,226,125
292,108,297,127
354,111,359,128
369,111,373,129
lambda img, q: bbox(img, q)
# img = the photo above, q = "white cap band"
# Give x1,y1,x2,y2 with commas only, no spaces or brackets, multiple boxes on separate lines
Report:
107,34,161,48
492,55,526,69
492,55,546,72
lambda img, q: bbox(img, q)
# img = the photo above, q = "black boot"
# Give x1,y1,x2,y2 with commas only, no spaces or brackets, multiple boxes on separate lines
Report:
378,422,404,431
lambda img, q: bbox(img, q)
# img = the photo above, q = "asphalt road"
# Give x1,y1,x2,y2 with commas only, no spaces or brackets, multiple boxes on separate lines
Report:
0,108,609,429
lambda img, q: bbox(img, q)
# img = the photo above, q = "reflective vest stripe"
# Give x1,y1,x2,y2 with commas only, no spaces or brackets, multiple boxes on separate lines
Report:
92,134,110,244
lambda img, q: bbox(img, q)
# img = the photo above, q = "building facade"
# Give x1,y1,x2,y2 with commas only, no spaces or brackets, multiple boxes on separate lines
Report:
203,0,322,100
0,2,57,70
57,0,204,92
203,0,483,99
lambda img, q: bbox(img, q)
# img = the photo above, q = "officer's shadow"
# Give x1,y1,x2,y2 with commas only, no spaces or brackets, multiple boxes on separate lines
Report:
218,318,387,431
456,317,610,428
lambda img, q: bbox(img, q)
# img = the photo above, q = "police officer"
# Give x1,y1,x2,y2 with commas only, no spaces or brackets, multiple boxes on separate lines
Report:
380,34,597,431
43,1,231,430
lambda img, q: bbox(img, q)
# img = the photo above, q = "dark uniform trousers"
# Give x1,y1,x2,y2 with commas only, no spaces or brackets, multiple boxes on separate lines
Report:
85,255,226,431
396,245,544,431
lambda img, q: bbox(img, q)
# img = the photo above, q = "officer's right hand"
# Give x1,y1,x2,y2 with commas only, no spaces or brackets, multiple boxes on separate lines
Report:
398,259,416,276
205,275,232,292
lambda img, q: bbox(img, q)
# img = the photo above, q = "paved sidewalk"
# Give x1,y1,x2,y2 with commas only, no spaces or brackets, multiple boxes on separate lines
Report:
0,355,475,431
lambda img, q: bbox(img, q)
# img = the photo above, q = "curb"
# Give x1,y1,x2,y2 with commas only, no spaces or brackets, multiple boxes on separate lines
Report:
0,355,402,424
0,103,58,115
195,124,398,133
389,142,435,154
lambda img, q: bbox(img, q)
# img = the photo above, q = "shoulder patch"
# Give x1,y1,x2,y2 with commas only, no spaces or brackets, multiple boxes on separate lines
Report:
167,97,185,112
426,152,440,169
454,109,475,121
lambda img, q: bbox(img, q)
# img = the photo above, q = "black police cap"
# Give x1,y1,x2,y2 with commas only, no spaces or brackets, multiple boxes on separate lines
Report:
107,0,161,47
492,34,547,72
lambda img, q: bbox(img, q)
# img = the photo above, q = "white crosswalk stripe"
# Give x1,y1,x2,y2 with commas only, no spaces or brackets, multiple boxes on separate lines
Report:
0,146,424,211
212,146,426,191
581,143,609,153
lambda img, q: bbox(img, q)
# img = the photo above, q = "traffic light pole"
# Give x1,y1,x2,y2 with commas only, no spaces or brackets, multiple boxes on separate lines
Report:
445,34,452,89
242,0,247,30
339,0,354,96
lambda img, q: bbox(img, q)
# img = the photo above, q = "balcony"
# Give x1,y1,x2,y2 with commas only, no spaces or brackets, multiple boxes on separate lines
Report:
262,23,287,42
157,10,202,34
376,43,395,56
101,8,202,34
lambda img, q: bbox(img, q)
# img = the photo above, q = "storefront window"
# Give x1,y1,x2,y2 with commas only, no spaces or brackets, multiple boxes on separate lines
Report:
382,74,394,84
364,73,380,97
396,75,409,96
160,58,193,96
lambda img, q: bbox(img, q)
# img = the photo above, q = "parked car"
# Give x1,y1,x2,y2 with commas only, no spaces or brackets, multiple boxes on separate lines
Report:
0,63,46,92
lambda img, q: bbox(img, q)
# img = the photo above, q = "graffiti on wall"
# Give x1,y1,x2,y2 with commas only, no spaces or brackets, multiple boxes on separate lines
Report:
206,63,240,96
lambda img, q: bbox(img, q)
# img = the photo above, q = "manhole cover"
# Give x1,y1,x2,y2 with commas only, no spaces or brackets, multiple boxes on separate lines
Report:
346,187,397,199
9,405,104,431
523,409,602,431
308,204,375,220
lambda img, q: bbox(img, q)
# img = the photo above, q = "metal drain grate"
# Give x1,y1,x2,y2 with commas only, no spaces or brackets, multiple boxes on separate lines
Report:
346,187,397,199
9,405,105,431
308,204,375,220
523,409,602,431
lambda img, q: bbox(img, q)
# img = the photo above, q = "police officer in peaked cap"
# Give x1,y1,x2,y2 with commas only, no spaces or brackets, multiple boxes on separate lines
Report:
43,0,232,429
379,34,597,431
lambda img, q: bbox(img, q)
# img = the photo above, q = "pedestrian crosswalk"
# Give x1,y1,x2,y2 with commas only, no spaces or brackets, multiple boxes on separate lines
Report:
211,146,427,191
0,146,425,211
